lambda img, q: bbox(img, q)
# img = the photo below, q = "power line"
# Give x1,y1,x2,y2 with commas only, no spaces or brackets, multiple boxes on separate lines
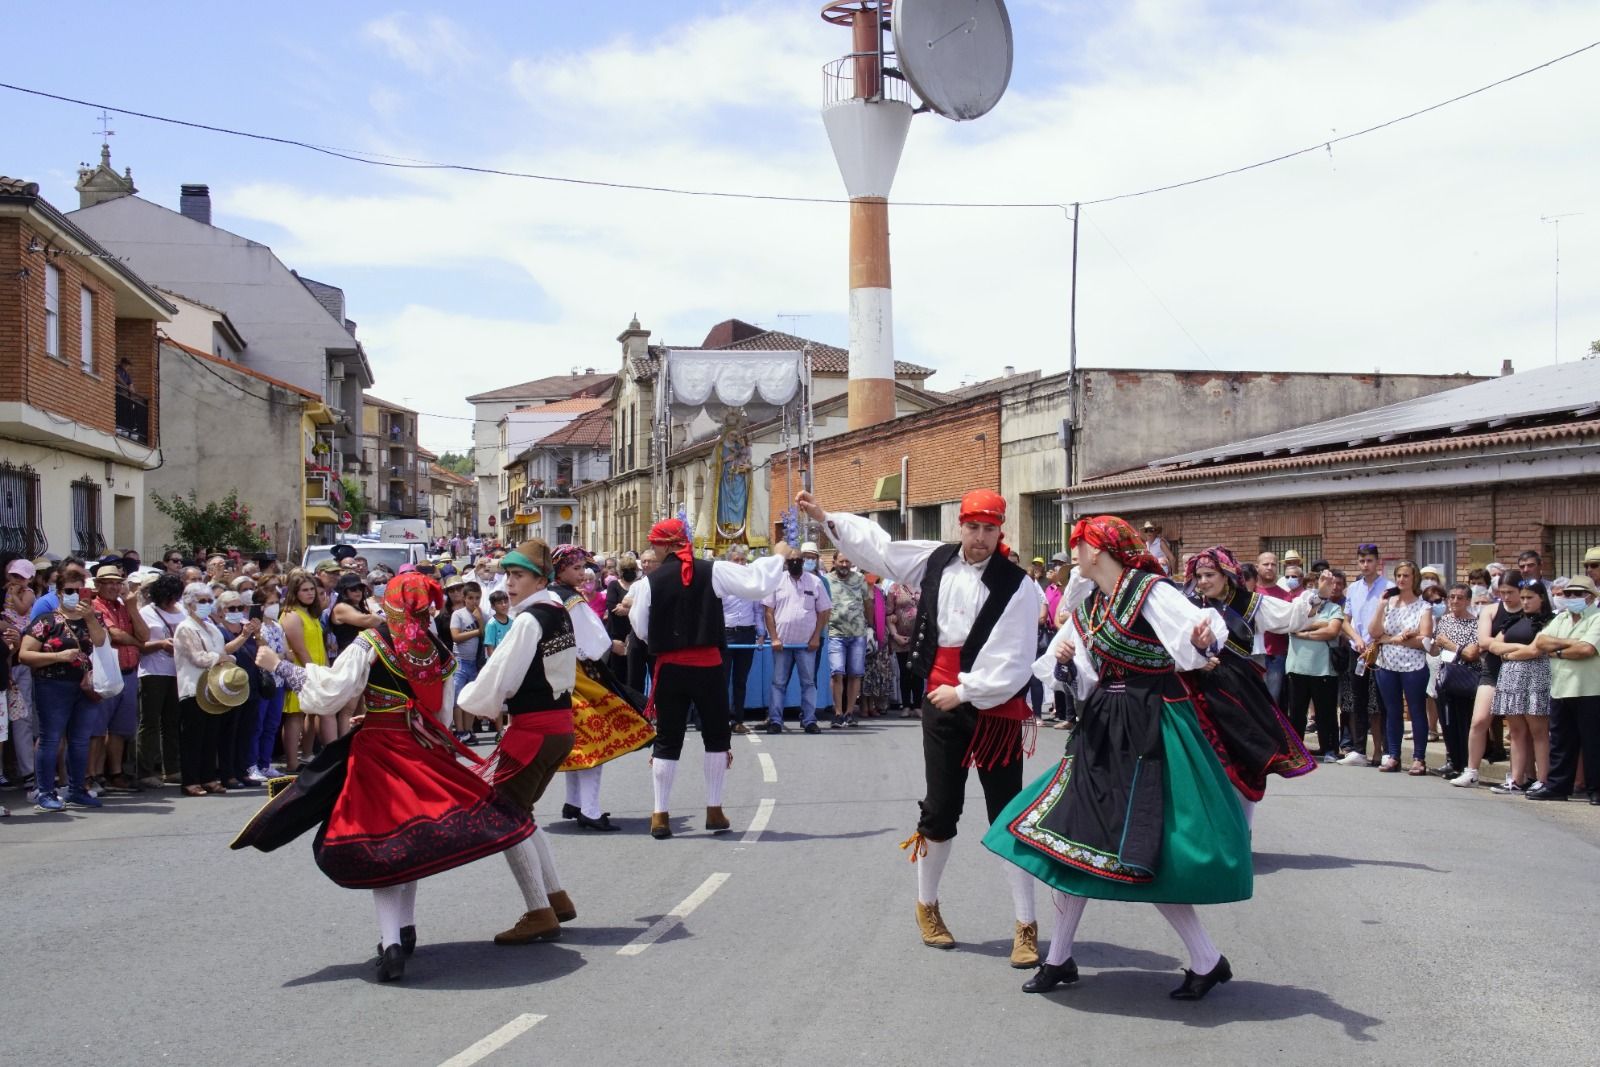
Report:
3,38,1595,209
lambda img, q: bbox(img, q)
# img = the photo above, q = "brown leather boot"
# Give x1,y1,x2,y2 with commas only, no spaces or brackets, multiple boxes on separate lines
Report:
1011,921,1040,968
548,890,576,923
493,907,561,945
650,812,672,839
916,901,955,949
705,806,730,833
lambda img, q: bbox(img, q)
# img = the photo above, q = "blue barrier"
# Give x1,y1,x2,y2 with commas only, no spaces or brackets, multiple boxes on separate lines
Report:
726,641,835,712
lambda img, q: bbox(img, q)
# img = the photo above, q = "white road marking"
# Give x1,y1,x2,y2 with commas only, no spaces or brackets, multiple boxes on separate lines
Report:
745,731,762,745
438,1013,545,1067
617,873,731,956
757,752,777,782
742,798,776,843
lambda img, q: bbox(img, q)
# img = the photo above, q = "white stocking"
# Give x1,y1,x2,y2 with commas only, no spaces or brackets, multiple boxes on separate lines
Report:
652,757,678,813
398,880,417,928
372,885,407,949
1154,902,1222,974
916,837,953,905
1045,890,1087,966
530,826,562,895
1241,799,1257,829
577,767,603,819
504,838,549,911
1006,862,1037,925
703,751,727,807
565,773,582,809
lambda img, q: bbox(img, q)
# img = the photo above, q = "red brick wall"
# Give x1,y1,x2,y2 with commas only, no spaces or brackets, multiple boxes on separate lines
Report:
766,397,1002,524
1136,478,1600,580
117,317,159,446
0,218,21,402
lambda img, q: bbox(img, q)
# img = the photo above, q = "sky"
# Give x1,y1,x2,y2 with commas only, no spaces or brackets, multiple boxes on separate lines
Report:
5,1,1599,455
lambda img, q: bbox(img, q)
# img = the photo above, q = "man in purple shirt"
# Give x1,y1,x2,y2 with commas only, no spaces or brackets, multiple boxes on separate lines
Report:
762,542,832,734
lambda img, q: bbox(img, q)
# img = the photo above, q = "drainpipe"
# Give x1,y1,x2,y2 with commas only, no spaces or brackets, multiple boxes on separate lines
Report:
900,454,909,532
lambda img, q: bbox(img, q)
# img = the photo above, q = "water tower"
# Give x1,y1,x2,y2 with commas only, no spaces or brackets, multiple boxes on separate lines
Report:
820,0,1013,429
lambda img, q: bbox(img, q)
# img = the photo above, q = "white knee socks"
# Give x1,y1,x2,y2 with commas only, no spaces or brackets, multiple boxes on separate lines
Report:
1045,890,1087,966
1006,862,1037,925
577,768,602,819
916,837,953,905
1154,902,1222,974
703,751,727,807
372,885,407,949
398,880,417,928
505,838,550,911
530,827,562,895
652,758,678,813
1241,799,1257,829
565,773,582,808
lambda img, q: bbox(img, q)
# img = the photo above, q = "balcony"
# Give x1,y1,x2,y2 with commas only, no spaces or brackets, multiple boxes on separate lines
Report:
115,384,150,444
305,469,345,510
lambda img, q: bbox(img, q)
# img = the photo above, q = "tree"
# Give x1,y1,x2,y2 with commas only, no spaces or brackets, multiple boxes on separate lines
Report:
1589,339,1599,357
150,489,269,557
340,477,371,524
437,451,474,477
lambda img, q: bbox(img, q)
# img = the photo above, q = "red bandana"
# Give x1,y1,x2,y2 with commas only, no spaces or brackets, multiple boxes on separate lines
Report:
1069,515,1165,576
380,572,448,713
648,518,695,585
958,489,1006,527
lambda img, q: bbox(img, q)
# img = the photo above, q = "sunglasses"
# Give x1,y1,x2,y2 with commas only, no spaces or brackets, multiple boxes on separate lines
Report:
1586,561,1600,568
194,598,214,605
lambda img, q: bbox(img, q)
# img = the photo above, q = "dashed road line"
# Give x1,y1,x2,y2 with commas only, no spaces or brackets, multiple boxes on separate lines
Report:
744,731,762,744
617,873,731,956
757,752,777,782
438,1013,545,1067
742,798,776,843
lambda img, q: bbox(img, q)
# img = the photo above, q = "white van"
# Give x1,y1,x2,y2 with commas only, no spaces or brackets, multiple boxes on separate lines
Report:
301,540,429,575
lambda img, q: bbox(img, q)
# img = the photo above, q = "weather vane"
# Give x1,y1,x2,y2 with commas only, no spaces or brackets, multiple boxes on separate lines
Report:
93,109,115,143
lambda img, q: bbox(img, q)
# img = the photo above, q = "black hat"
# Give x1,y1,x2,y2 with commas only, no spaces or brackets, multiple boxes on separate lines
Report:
330,544,357,562
335,571,367,592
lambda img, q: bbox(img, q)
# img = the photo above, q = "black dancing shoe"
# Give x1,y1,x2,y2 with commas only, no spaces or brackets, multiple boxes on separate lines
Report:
1525,784,1570,802
575,812,620,832
376,943,406,982
400,925,416,956
561,803,581,819
1022,959,1078,993
1170,956,1231,1000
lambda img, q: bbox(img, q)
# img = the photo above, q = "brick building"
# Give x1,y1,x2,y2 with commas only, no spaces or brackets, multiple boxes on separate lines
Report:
1,176,173,559
1065,358,1600,580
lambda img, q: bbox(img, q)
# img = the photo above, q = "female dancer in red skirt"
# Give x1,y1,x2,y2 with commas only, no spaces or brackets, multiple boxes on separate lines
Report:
243,572,534,981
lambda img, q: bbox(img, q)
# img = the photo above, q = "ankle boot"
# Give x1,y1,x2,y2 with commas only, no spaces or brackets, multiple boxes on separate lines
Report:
705,806,730,833
915,901,955,949
494,907,561,945
548,890,576,923
1010,921,1040,968
650,812,672,840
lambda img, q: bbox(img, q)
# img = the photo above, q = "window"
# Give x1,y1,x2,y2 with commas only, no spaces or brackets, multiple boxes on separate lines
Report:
0,461,46,558
872,510,903,539
1028,493,1063,563
44,263,60,357
1412,530,1456,577
912,505,942,541
70,477,105,558
1263,535,1323,566
80,286,94,372
1552,526,1600,579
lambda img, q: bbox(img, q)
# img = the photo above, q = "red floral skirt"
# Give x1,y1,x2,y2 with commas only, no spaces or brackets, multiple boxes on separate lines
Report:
314,711,536,888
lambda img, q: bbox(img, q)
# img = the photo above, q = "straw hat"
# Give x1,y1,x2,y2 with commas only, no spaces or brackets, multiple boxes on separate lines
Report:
196,663,251,715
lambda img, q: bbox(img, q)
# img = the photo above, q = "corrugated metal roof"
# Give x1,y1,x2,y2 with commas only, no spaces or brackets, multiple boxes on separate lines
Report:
1155,359,1600,468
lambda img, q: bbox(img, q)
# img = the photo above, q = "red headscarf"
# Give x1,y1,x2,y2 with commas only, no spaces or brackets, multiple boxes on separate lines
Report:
1069,515,1165,576
380,571,449,714
648,518,696,585
959,489,1010,559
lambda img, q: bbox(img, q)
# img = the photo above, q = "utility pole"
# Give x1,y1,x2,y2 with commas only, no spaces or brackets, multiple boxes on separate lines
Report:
1061,202,1081,529
1541,213,1582,363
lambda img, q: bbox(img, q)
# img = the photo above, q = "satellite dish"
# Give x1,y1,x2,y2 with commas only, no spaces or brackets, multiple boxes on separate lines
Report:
891,0,1014,121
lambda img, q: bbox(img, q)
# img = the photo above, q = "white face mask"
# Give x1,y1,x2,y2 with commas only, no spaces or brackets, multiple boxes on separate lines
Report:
264,603,281,621
1560,596,1590,614
225,611,246,625
1469,585,1487,599
1420,578,1440,591
60,591,81,610
194,602,215,619
239,591,254,605
1284,576,1301,590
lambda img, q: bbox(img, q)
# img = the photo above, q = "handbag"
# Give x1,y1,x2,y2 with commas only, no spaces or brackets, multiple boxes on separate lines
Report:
1437,658,1479,700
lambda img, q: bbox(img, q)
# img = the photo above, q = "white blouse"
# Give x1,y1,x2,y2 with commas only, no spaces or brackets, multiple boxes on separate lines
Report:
627,554,786,643
173,616,226,701
1033,567,1225,701
823,511,1038,710
275,636,459,721
458,589,585,718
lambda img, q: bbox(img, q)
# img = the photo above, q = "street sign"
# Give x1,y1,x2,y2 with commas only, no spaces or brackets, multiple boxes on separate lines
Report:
338,511,353,531
488,515,496,527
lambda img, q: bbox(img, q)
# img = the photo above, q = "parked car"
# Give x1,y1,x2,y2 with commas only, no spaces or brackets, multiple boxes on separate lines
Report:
301,540,428,575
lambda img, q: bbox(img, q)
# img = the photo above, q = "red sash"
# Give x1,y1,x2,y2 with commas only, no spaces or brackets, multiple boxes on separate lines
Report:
928,646,1034,769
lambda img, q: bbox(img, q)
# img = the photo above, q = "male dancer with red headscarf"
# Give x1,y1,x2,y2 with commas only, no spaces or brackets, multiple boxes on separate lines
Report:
797,489,1042,968
626,519,790,839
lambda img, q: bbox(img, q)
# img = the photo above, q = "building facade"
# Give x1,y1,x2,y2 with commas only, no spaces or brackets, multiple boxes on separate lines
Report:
361,394,422,522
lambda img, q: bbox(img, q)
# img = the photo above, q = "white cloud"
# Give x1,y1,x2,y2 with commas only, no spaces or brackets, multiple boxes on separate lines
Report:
230,1,1600,454
362,12,474,77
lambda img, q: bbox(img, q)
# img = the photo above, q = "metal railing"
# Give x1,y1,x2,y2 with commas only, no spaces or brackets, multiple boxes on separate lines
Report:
115,384,150,443
822,53,913,109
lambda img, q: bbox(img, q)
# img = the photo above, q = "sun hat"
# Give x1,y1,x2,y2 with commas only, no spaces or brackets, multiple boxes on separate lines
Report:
800,541,820,556
196,663,251,715
6,558,36,580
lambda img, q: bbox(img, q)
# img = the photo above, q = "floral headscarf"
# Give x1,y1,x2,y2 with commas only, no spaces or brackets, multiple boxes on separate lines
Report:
1068,515,1164,576
1183,546,1243,591
379,571,449,713
549,544,592,578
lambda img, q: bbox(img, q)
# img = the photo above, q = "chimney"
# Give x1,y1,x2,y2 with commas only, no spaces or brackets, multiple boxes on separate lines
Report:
1500,359,1514,376
1003,365,1016,377
180,184,211,226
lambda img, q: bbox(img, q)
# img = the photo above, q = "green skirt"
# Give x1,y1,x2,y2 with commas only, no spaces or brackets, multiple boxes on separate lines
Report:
982,698,1253,904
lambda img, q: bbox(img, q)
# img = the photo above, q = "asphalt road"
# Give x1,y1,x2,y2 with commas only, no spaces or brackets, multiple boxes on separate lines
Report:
4,717,1598,1066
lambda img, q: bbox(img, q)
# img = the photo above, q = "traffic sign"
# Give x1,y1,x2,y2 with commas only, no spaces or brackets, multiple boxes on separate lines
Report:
338,510,353,531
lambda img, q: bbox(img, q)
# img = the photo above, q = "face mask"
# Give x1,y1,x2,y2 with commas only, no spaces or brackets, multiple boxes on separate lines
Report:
786,559,804,576
264,604,281,621
802,559,817,573
620,567,638,581
1561,597,1590,614
373,583,387,599
1421,579,1439,591
1431,602,1447,618
194,602,215,619
239,591,254,605
1284,576,1300,590
225,611,246,625
60,592,81,610
1469,585,1487,599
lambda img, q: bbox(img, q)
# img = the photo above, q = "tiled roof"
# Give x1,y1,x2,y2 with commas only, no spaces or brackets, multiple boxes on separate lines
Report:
0,176,41,195
363,393,416,413
539,407,611,448
159,334,320,400
710,328,934,377
430,463,473,486
509,396,605,415
466,372,615,404
1068,417,1600,496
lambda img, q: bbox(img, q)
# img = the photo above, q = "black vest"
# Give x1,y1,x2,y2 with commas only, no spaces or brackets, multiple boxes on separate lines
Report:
505,602,574,715
646,558,725,655
908,544,1028,679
